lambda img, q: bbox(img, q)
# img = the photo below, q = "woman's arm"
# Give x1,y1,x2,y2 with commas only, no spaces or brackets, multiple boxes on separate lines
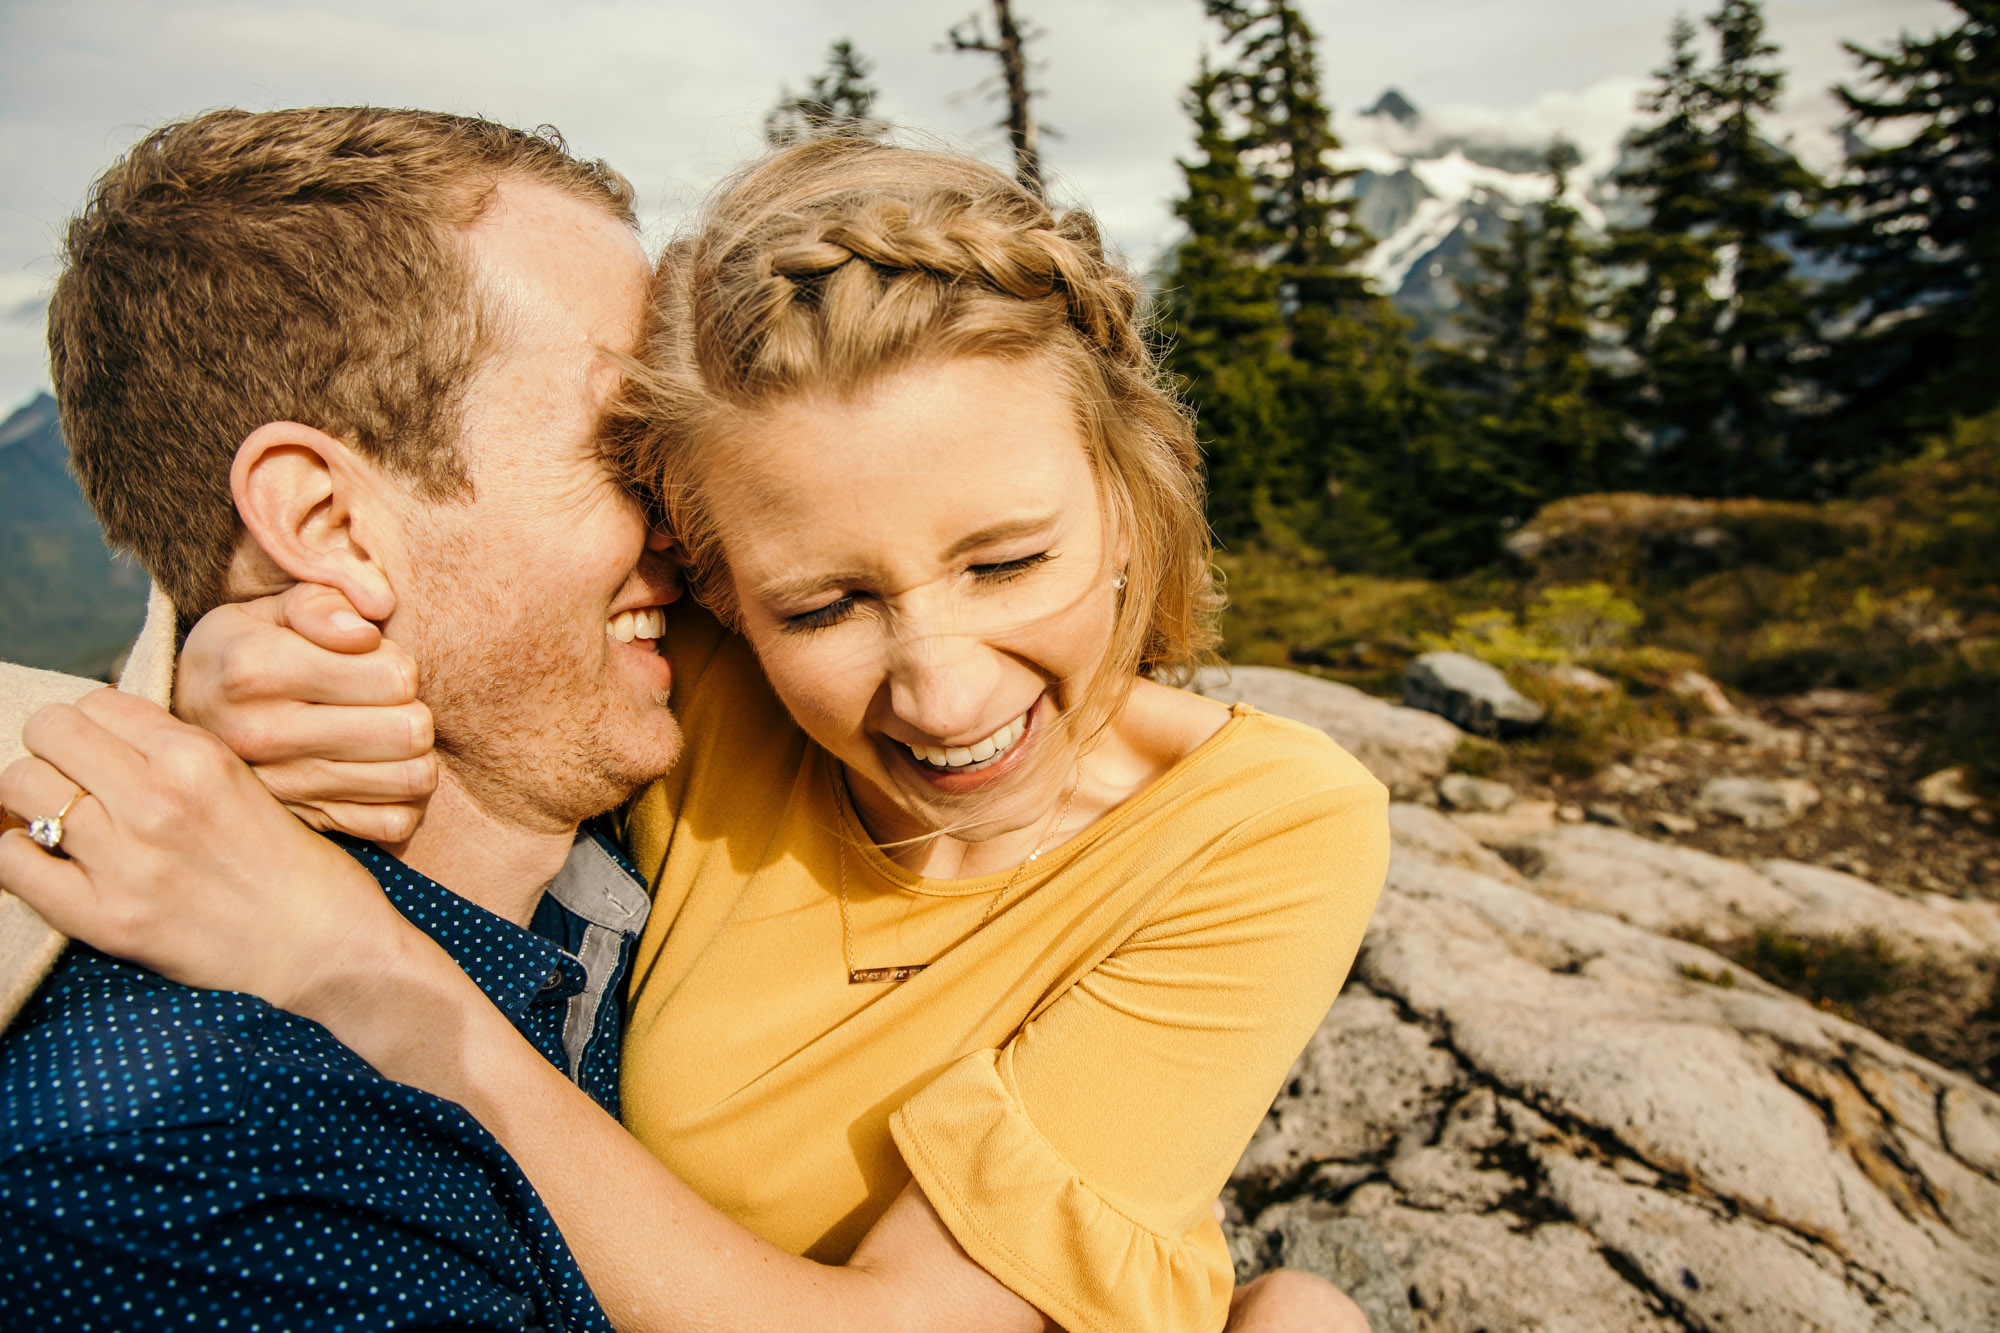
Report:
0,688,1050,1333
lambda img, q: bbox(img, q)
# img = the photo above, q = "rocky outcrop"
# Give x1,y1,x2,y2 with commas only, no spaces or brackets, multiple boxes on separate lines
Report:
1228,811,2000,1332
1215,663,2000,1331
1404,651,1547,737
1190,665,1463,799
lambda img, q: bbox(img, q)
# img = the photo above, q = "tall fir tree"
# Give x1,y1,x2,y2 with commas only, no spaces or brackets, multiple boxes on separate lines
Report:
1165,0,1416,570
1701,0,1820,496
1163,60,1295,547
1422,143,1625,569
765,40,884,146
1817,1,2000,466
1605,1,1818,497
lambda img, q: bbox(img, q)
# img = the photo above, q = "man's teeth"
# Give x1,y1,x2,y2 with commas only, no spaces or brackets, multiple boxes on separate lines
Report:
608,607,666,644
905,712,1029,771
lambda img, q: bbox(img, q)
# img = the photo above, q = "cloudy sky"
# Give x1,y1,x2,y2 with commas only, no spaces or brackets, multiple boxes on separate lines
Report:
0,0,1955,416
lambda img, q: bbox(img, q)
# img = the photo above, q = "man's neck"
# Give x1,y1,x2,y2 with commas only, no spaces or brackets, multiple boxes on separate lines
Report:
381,772,576,928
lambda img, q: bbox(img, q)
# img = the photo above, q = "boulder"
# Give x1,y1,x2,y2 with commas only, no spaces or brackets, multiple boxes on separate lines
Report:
1695,775,1821,829
1229,823,2000,1332
1190,665,1462,799
1403,652,1546,737
1436,773,1516,813
1669,670,1735,715
1545,663,1616,695
1916,766,1985,812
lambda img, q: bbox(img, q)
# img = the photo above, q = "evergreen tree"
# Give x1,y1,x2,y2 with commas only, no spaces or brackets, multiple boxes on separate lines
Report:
1422,143,1625,568
1604,17,1727,492
1605,2,1818,497
765,40,884,146
1165,0,1417,571
1817,1,2000,465
1701,0,1820,496
1163,61,1294,547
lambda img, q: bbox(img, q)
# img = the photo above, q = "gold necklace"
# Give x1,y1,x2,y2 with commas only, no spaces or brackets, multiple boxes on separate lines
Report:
838,771,1083,985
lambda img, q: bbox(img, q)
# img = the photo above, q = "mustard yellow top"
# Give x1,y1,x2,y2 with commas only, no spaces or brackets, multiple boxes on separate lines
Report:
619,611,1389,1333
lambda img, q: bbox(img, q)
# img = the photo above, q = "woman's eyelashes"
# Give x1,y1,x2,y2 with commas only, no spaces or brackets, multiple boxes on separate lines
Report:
969,552,1052,584
777,553,1057,635
782,594,858,634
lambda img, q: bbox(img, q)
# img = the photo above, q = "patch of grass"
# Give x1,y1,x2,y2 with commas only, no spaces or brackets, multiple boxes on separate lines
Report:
1509,668,1676,780
1736,929,1906,1009
1450,736,1506,779
1679,962,1738,988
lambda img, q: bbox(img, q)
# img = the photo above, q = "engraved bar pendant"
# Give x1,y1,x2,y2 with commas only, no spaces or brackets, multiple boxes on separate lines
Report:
848,964,928,984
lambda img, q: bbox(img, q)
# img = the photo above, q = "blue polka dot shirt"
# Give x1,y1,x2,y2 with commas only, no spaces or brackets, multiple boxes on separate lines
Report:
0,823,650,1332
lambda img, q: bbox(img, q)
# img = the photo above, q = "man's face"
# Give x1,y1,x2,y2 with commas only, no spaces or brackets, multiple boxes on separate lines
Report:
386,178,680,832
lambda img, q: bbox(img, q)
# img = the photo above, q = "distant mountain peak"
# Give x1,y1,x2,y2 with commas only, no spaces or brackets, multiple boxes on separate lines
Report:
1363,88,1421,128
0,390,58,453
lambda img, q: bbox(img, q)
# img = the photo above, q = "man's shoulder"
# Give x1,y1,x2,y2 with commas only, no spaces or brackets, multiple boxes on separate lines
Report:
0,662,101,769
0,948,363,1162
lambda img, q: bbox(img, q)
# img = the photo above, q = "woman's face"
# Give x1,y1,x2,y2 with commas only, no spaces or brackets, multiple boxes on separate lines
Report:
705,354,1124,850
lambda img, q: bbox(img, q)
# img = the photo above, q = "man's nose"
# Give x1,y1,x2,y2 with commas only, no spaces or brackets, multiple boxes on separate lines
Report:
887,627,1002,743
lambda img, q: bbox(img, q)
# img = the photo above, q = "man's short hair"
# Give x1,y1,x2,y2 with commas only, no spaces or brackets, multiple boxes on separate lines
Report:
47,107,638,621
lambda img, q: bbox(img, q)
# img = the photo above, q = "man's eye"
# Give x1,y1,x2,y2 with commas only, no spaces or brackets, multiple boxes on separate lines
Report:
781,595,856,634
971,553,1052,584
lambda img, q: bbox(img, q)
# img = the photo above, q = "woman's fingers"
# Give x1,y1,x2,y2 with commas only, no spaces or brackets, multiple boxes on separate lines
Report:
178,592,418,719
15,695,151,821
260,754,438,804
0,827,99,935
269,581,384,654
297,800,426,845
222,701,435,768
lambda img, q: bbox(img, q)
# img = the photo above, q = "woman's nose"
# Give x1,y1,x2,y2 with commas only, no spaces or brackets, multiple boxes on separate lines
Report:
887,628,1002,743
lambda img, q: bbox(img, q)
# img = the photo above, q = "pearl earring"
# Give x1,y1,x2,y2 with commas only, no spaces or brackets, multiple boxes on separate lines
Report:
1112,571,1127,591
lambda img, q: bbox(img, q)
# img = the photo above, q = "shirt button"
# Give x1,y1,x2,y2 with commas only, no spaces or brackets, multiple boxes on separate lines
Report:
541,969,565,991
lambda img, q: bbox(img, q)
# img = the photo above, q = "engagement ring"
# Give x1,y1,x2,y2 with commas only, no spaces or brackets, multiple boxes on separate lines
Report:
27,790,86,853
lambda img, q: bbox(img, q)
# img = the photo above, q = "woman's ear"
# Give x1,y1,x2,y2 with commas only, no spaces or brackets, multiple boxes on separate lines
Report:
230,422,397,623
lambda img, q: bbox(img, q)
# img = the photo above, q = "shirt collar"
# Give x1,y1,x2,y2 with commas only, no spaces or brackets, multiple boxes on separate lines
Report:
328,829,643,1026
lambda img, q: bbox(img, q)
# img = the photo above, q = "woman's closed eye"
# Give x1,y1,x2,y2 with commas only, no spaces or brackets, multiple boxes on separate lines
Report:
781,594,859,635
969,552,1051,584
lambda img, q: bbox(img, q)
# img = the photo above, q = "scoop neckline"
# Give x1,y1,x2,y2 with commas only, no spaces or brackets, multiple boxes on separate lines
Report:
829,701,1257,897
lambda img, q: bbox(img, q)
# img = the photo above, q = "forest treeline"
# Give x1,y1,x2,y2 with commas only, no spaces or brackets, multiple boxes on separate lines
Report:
1163,0,1997,576
781,0,1998,579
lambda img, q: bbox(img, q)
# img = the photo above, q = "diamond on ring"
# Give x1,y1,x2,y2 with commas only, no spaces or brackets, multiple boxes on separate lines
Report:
24,790,85,853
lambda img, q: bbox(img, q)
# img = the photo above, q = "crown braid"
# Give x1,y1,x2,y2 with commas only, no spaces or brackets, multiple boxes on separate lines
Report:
686,164,1145,400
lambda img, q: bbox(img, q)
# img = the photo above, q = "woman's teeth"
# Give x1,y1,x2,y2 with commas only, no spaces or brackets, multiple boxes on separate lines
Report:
904,712,1030,772
608,607,666,644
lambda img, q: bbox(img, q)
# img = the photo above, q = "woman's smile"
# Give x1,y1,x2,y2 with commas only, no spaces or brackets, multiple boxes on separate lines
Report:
884,694,1046,795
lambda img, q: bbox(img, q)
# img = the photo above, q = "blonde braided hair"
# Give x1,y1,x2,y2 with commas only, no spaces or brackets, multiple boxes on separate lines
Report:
614,138,1220,714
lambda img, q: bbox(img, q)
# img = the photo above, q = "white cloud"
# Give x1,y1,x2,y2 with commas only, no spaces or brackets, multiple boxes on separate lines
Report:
0,0,1959,415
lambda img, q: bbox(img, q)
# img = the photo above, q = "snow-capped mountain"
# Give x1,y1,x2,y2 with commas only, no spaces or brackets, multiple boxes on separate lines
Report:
1337,89,1639,335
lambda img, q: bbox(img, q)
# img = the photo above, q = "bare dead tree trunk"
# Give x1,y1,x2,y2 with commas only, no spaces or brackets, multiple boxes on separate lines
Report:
948,0,1043,198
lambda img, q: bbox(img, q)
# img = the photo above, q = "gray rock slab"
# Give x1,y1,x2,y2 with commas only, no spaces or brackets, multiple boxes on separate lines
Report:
1229,836,2000,1332
1190,664,1462,799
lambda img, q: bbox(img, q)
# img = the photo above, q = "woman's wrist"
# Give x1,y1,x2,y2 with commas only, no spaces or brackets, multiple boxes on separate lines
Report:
272,875,494,1099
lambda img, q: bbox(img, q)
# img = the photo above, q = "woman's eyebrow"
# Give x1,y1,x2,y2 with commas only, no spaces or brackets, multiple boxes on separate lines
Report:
751,516,1064,604
941,514,1060,561
753,570,869,605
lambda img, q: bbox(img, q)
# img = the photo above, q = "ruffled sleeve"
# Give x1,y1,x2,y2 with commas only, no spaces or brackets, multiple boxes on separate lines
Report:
890,771,1390,1332
891,1047,1234,1333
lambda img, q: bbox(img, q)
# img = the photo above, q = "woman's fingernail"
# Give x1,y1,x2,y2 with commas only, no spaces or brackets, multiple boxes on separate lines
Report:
331,612,371,633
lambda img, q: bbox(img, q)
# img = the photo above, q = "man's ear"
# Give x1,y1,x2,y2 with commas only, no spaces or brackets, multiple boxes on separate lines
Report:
230,422,397,623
